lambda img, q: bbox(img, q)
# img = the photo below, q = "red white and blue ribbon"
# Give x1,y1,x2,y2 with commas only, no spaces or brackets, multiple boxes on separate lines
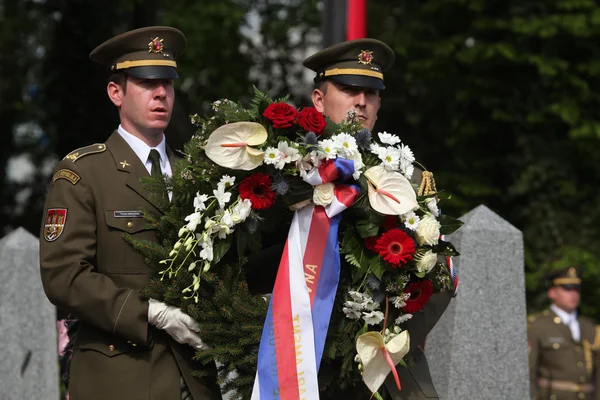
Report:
440,234,458,297
251,158,358,400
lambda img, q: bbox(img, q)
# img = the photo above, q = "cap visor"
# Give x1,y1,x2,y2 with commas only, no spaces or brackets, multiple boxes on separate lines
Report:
329,74,385,90
124,66,178,79
559,284,581,290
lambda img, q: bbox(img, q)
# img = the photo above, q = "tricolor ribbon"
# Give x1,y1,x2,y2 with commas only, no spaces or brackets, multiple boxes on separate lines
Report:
251,159,358,400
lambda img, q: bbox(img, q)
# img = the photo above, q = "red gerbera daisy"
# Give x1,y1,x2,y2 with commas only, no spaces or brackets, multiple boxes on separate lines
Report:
402,280,434,313
374,229,416,267
238,173,276,210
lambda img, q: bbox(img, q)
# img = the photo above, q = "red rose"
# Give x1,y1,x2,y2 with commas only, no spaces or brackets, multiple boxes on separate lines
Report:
297,107,327,135
263,103,298,129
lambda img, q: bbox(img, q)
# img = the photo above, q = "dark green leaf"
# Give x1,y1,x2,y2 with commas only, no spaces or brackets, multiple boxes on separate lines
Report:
439,214,464,235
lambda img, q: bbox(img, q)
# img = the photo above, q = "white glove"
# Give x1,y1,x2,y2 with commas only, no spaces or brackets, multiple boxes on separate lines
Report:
148,299,209,350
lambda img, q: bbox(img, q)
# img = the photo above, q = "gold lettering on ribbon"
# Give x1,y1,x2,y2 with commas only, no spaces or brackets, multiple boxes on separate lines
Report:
304,264,318,293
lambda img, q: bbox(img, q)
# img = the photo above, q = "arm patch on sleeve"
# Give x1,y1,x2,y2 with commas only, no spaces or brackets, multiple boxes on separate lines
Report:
52,169,81,185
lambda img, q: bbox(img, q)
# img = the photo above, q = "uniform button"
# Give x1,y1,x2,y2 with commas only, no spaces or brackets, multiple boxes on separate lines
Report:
131,343,137,347
553,343,560,349
578,393,586,399
553,317,561,324
108,344,115,352
127,221,134,228
577,361,584,368
550,395,557,400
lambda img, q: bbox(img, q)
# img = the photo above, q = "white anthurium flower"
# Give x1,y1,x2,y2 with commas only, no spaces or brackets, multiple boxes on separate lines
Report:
217,175,235,192
184,212,202,232
319,139,338,160
378,131,402,145
313,183,336,207
363,166,418,215
204,122,267,170
193,192,209,212
213,187,232,210
356,330,410,394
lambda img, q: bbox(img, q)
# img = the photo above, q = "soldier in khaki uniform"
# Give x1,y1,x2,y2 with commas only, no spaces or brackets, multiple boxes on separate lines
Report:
303,39,455,400
39,27,220,400
528,267,600,400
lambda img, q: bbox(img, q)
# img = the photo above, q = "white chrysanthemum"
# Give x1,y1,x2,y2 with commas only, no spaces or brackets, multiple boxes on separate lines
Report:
426,197,440,217
319,139,338,160
184,212,202,231
378,131,402,145
334,133,359,157
378,147,401,171
370,142,385,156
277,141,302,169
217,175,235,192
398,143,415,163
193,192,209,212
213,187,232,209
403,211,421,231
400,158,414,180
343,307,362,320
263,147,280,167
363,310,385,325
395,314,413,325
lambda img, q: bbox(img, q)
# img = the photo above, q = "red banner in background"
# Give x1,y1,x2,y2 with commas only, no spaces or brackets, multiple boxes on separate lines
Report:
346,0,366,40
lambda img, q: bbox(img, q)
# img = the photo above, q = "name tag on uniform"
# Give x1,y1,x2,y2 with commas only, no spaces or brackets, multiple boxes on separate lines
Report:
114,211,144,218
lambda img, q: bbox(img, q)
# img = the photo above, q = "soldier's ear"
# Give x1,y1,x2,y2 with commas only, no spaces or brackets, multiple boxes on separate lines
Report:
312,88,325,113
107,81,124,107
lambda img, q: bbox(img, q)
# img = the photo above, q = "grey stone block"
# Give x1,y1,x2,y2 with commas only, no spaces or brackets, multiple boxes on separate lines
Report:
425,205,529,399
0,227,59,399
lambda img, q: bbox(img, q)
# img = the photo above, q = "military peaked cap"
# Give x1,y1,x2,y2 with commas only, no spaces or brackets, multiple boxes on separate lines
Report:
303,38,395,90
547,267,582,290
90,26,186,79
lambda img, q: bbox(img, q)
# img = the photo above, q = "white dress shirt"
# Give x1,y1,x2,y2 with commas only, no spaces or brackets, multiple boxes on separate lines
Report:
551,303,581,342
117,125,172,178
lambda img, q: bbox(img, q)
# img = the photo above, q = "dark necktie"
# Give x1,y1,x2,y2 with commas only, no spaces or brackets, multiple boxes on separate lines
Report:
148,149,162,178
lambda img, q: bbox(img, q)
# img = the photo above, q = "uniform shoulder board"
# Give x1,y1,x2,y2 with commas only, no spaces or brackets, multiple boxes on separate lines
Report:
63,143,106,162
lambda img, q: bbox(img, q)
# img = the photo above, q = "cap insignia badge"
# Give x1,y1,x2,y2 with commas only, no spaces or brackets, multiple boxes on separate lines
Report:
358,50,374,65
148,37,165,54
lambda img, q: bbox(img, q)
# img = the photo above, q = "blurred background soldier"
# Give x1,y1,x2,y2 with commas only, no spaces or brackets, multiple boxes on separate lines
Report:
528,267,600,400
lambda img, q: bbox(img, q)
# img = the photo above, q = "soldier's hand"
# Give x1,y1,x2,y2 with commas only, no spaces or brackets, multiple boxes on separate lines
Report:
147,299,209,350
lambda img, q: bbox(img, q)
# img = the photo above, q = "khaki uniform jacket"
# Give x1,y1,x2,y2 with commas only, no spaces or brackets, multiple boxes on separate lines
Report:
528,308,600,400
40,132,220,400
